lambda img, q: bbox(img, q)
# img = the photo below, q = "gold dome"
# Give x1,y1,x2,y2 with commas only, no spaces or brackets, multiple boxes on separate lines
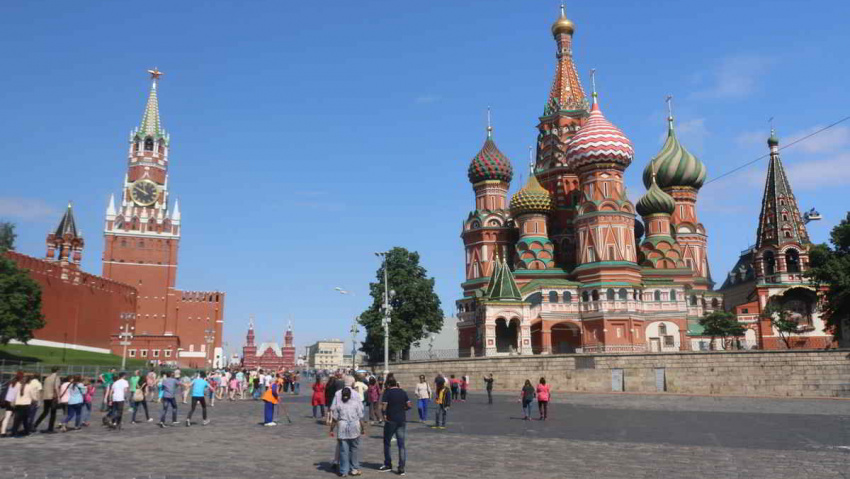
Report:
551,5,575,36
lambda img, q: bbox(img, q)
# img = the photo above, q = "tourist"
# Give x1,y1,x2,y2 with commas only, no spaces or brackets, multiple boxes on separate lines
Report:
352,374,368,406
24,374,42,432
460,375,469,401
449,374,459,400
251,373,261,400
292,372,301,395
110,372,130,430
432,378,451,430
158,370,180,427
366,377,381,425
186,371,210,426
483,374,495,404
59,375,85,432
11,374,39,436
129,370,142,402
81,379,95,427
228,374,239,401
57,375,72,419
379,378,411,475
520,379,536,421
414,375,432,422
236,369,246,399
311,376,326,419
180,373,192,404
146,370,157,402
536,377,550,420
324,374,340,422
329,385,364,477
131,377,152,423
261,374,281,426
207,372,218,407
99,368,115,411
0,371,23,437
33,366,60,433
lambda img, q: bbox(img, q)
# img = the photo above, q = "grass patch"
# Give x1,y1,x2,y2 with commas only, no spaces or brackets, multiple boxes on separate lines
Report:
0,343,146,368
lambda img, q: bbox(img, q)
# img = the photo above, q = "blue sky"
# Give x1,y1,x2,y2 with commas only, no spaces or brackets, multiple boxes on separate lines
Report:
2,1,848,358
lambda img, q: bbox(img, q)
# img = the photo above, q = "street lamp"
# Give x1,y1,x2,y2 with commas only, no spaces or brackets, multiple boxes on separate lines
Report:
349,317,360,370
204,327,215,370
375,252,394,377
118,313,135,370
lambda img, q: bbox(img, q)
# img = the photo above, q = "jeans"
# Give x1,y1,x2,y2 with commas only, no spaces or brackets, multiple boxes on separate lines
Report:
187,397,207,421
369,401,381,422
487,389,493,404
112,401,125,427
451,387,458,400
26,403,39,431
81,402,92,424
160,398,178,423
294,382,300,395
264,401,275,424
538,400,549,419
62,403,83,428
417,398,429,421
312,405,325,418
338,438,360,475
460,389,467,400
435,405,447,427
11,405,31,435
522,400,533,418
33,398,57,431
383,421,407,469
132,400,149,421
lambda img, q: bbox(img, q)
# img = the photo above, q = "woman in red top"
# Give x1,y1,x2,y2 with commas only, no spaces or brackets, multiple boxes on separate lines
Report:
536,377,551,420
311,376,326,419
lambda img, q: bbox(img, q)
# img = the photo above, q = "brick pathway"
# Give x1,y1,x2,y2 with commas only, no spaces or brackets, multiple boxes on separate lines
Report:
1,391,847,478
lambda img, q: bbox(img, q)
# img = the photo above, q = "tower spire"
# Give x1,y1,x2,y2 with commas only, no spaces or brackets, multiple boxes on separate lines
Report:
756,128,809,250
486,106,492,138
590,68,598,101
137,68,166,140
544,4,587,115
665,94,674,130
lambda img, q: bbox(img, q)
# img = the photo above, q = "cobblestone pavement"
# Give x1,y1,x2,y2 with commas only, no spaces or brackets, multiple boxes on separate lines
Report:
1,391,847,479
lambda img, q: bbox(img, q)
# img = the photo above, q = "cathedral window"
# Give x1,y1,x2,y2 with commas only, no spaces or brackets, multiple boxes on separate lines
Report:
680,205,685,218
591,290,600,301
654,290,662,302
782,213,788,222
602,182,609,198
670,290,677,301
764,251,776,275
784,231,792,238
606,289,615,301
549,291,559,303
608,245,616,260
587,247,595,262
786,249,801,273
711,298,720,308
618,288,628,300
144,137,154,151
659,323,668,336
581,291,589,302
690,295,698,306
563,291,572,302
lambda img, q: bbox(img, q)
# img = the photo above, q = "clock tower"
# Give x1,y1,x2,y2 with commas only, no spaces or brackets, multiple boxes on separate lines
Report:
102,69,182,337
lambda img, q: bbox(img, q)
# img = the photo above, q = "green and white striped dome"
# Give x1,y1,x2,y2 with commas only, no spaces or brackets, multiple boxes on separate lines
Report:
642,118,706,190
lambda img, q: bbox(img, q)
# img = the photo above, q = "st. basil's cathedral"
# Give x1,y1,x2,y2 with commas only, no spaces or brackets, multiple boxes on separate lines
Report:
456,7,834,356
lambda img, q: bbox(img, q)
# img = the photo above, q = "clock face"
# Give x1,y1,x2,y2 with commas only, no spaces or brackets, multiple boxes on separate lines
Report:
130,180,159,206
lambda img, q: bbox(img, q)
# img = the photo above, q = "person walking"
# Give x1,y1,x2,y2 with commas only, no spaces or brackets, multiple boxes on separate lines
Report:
324,374,340,423
11,374,39,437
483,374,495,405
449,375,459,401
146,370,157,402
180,373,192,404
99,368,115,412
33,366,60,433
59,376,85,432
432,378,451,429
536,377,551,420
379,378,411,475
460,375,469,402
520,379,536,421
24,374,42,432
56,376,72,421
261,374,281,426
1,372,23,437
109,372,130,430
311,376,326,419
186,371,210,426
329,386,364,477
414,375,431,423
366,377,381,425
131,378,152,423
158,371,180,427
81,379,95,427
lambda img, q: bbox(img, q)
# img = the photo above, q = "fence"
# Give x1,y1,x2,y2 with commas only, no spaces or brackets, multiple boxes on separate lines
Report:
0,360,203,382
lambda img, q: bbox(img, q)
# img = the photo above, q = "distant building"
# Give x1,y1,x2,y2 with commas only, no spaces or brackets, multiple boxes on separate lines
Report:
242,318,296,370
307,340,344,370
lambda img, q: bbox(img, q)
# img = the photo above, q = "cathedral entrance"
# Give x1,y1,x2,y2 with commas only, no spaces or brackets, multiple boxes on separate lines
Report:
495,317,519,353
551,322,581,354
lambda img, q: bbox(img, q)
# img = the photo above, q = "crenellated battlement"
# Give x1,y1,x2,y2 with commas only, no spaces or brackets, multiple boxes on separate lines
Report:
178,290,225,303
5,251,136,297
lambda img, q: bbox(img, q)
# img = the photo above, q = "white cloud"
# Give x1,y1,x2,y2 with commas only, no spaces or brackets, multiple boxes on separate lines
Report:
693,55,774,99
784,154,850,190
784,125,850,154
735,130,767,148
675,118,709,156
414,95,441,105
0,197,58,221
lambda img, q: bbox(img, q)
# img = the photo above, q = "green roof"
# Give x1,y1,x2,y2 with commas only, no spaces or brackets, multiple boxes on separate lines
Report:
519,278,580,295
484,258,522,301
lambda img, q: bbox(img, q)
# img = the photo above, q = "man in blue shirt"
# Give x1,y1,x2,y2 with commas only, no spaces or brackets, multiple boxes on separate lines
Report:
158,371,180,427
186,371,210,426
379,378,411,475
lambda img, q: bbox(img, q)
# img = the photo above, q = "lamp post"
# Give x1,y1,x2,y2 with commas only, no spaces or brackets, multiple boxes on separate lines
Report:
375,251,394,377
118,313,135,370
349,317,360,370
204,327,215,370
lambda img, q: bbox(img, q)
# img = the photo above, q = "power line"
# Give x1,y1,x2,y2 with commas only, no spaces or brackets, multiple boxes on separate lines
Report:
704,115,850,186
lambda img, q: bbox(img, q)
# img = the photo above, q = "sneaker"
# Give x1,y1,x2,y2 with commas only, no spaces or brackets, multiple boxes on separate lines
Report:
147,418,153,422
131,421,138,424
171,421,180,426
378,465,392,472
203,419,210,426
158,422,165,428
186,419,191,427
350,470,362,477
397,469,405,476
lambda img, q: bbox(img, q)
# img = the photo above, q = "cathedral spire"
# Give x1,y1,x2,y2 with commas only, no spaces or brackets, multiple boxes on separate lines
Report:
136,68,167,141
544,4,588,115
755,130,810,250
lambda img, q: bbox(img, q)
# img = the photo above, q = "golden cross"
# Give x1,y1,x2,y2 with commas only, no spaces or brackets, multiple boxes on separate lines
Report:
147,68,164,81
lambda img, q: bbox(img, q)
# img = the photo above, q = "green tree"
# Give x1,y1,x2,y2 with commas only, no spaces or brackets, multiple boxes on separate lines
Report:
699,310,746,350
359,247,443,362
0,221,46,344
762,300,799,349
805,212,850,343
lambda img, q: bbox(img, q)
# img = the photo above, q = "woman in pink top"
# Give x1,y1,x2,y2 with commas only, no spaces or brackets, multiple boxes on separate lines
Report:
536,377,551,420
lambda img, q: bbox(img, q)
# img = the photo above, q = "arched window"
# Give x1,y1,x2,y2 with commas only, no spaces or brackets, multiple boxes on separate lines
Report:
591,290,600,301
690,295,698,306
711,298,719,308
764,251,776,275
563,291,572,303
527,292,542,307
786,249,801,273
659,323,667,335
618,288,628,300
144,137,154,151
784,231,792,238
634,290,640,301
606,288,615,301
670,290,677,301
654,290,662,302
548,291,559,303
581,291,589,302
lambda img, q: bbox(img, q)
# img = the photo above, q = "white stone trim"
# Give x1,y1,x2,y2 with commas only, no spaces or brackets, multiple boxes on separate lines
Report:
9,339,111,355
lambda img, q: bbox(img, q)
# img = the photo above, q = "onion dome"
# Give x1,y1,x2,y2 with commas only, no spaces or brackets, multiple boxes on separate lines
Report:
642,117,706,190
636,175,676,217
551,4,575,37
468,134,513,184
510,175,552,215
565,100,634,169
767,129,779,147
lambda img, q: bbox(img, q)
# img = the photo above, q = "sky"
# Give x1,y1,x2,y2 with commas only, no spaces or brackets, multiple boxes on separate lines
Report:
1,1,848,359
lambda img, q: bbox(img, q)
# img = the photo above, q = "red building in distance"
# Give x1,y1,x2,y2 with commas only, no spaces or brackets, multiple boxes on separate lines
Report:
242,318,296,370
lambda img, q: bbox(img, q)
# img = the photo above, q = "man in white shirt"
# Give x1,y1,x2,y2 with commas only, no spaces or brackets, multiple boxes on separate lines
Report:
109,372,130,430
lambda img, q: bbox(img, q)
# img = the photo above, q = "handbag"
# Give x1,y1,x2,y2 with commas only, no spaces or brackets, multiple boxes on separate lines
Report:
133,388,144,402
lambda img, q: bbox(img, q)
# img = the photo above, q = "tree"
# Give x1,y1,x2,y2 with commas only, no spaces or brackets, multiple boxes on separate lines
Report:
805,212,850,344
0,221,45,344
762,300,799,349
359,247,443,363
699,311,746,350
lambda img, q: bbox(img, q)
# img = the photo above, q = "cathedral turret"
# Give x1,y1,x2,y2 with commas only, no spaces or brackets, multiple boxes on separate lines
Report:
46,202,84,268
510,174,555,270
754,130,811,282
637,170,686,269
